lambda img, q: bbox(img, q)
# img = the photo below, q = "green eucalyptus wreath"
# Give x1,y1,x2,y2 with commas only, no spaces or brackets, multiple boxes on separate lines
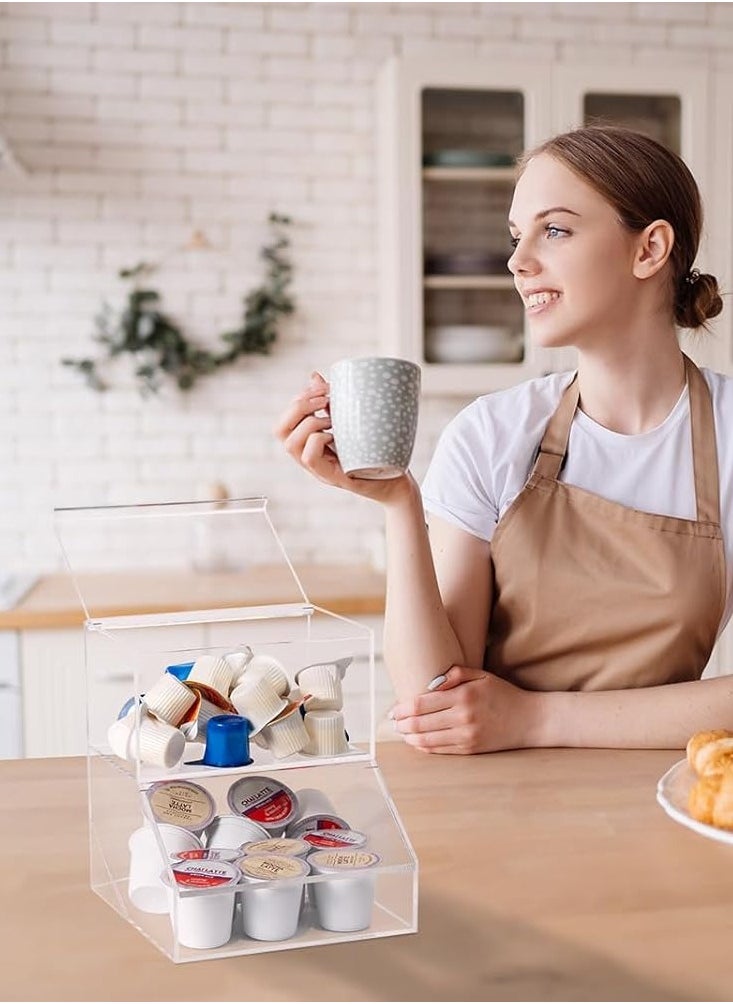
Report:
63,212,295,395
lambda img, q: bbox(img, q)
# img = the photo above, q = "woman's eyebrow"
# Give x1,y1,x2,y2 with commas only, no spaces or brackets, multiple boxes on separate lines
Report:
508,206,582,228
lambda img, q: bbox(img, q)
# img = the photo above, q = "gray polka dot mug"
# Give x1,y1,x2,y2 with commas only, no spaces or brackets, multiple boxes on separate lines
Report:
328,356,421,480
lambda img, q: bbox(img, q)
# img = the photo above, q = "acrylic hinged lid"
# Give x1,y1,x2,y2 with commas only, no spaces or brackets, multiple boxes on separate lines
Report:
53,496,311,626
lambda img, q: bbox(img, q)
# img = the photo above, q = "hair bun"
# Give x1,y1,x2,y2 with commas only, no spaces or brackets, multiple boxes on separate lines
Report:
675,270,723,330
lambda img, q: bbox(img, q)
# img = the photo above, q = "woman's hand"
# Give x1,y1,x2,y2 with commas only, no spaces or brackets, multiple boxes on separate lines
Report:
390,665,543,754
273,371,413,505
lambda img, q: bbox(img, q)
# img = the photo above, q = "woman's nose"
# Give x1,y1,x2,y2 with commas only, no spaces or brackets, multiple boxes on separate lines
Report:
507,240,538,277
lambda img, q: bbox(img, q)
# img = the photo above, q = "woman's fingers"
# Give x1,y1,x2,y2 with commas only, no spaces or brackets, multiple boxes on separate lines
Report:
273,391,330,444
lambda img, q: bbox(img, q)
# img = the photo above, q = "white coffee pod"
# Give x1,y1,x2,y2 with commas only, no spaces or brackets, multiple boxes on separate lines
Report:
238,854,309,941
257,703,309,759
128,824,202,914
143,673,197,726
230,676,287,735
244,654,290,697
204,813,269,850
165,858,240,950
293,787,339,819
295,663,343,711
308,849,381,932
303,710,349,756
112,712,185,769
187,655,233,698
226,647,254,689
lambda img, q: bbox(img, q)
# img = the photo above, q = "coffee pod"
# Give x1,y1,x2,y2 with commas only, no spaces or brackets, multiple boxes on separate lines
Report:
226,647,253,689
143,673,197,726
239,837,310,859
238,854,309,941
205,813,269,849
257,702,309,759
113,712,185,769
230,677,287,735
165,858,240,950
307,849,381,932
301,828,367,850
295,663,343,711
244,654,290,697
187,654,233,697
128,824,202,914
186,714,253,768
165,662,193,681
303,710,349,755
227,775,299,834
293,787,339,819
287,813,350,839
146,780,216,834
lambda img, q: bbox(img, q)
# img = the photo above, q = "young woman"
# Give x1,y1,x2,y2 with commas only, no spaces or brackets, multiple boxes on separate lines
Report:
276,124,733,754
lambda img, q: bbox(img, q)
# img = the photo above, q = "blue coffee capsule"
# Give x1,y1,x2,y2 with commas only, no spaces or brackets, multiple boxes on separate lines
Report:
166,661,194,681
187,714,253,768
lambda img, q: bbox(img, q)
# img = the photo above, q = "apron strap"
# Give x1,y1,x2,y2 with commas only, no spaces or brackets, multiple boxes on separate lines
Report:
686,354,720,524
532,356,720,525
532,373,579,481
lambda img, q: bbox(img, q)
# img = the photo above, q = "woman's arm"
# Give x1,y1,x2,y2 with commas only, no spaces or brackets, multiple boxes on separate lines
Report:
391,665,733,752
382,493,492,699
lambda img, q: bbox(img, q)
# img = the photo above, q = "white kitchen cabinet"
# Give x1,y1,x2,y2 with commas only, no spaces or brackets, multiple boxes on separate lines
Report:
378,51,716,393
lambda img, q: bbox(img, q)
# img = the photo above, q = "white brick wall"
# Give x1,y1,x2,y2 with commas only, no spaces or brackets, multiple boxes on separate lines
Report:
0,1,729,574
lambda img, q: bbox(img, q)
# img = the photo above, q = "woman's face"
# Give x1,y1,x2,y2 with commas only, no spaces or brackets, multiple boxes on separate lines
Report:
507,153,642,351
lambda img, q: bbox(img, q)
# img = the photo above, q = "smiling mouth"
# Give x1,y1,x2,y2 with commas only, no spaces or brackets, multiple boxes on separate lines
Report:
525,291,561,313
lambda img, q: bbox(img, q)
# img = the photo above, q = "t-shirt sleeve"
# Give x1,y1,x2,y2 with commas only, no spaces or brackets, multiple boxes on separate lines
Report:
421,402,498,542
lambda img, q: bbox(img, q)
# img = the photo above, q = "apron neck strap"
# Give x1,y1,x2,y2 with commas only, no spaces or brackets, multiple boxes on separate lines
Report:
532,356,720,524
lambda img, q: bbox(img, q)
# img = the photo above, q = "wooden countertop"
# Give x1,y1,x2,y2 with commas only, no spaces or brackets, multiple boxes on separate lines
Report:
0,564,386,630
4,745,733,1001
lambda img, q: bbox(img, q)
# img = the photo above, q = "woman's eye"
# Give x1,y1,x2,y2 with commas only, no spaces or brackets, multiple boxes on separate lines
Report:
545,225,568,238
509,236,519,250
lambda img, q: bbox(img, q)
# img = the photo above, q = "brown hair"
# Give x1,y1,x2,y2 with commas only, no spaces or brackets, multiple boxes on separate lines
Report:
516,125,723,331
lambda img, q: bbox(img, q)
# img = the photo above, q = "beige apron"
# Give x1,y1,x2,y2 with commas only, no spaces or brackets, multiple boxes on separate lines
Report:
485,355,726,692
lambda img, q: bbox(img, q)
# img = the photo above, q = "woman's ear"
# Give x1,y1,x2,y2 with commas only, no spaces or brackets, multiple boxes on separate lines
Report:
632,219,675,280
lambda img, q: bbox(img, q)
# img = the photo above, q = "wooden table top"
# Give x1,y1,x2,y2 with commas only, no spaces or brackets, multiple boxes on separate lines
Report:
0,564,386,630
3,745,733,1001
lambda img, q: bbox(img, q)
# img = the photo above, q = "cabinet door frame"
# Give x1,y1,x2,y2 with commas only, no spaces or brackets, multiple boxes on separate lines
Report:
377,51,554,395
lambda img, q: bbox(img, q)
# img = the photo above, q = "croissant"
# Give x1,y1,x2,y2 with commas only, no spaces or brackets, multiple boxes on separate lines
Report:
686,728,733,830
685,729,733,772
688,770,733,830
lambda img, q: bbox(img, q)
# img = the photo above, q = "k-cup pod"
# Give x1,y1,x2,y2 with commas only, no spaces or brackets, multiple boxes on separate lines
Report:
174,847,242,862
184,681,236,742
205,813,269,849
230,676,288,735
302,828,367,850
303,710,349,755
239,837,310,859
227,775,299,834
295,663,343,711
257,702,309,759
117,694,144,720
244,654,290,697
128,823,202,914
294,787,339,819
165,859,240,950
165,661,193,681
238,854,309,941
113,712,186,769
186,714,253,768
329,355,421,479
226,647,254,689
287,814,350,839
143,672,197,727
146,779,216,834
187,655,234,698
308,849,381,932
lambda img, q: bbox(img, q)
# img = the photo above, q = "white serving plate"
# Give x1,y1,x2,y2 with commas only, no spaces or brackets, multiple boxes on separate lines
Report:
425,325,523,364
656,758,733,845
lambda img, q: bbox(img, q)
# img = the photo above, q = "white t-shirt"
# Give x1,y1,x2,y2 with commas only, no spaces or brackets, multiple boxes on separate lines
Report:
421,368,733,636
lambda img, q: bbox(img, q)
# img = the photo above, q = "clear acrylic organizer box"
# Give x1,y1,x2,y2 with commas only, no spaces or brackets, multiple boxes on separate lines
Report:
54,497,418,963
